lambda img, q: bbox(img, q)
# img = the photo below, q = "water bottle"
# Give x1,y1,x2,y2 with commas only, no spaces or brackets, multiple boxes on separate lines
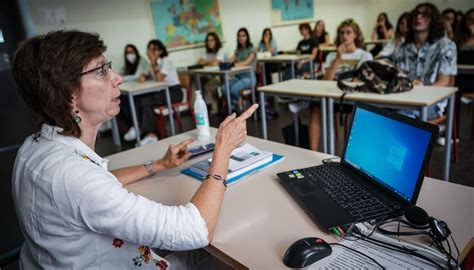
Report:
194,90,210,141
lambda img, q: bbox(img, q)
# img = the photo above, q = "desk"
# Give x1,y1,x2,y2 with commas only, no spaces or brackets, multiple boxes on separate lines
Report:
319,46,337,53
112,81,175,146
364,39,390,45
258,79,457,181
186,66,254,115
257,54,314,85
106,128,474,269
458,64,474,75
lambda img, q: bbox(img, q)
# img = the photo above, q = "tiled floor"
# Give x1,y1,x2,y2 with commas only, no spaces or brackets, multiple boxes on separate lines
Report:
1,101,473,268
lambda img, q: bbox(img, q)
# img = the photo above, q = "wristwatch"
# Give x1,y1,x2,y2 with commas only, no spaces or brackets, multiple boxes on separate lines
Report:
144,160,155,177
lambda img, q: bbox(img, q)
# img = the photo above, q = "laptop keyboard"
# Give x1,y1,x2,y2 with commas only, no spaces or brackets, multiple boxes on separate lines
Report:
291,164,391,221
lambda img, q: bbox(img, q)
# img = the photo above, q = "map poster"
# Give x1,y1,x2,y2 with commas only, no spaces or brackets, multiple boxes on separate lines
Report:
149,0,223,49
271,0,314,27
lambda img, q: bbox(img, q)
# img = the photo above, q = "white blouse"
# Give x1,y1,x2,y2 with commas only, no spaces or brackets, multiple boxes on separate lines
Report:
12,124,209,269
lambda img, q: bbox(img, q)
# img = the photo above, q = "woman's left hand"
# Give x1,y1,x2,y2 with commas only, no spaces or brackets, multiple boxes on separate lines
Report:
159,139,195,169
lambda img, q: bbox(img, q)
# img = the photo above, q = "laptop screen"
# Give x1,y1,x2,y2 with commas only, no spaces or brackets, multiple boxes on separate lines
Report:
343,107,432,202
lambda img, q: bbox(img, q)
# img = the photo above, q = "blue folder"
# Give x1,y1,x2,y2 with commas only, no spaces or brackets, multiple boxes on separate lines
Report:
181,154,284,185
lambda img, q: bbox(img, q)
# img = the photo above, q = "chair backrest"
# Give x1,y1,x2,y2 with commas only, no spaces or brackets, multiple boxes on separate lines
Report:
178,73,193,113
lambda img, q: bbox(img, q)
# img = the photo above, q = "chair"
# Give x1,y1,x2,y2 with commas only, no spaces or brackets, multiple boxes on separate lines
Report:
153,74,194,138
0,246,21,268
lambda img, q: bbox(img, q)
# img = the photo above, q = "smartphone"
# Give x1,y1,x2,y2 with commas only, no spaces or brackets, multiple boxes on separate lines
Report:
189,143,215,158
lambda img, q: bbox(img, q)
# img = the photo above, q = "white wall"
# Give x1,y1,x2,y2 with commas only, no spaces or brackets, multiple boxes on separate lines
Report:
26,0,472,70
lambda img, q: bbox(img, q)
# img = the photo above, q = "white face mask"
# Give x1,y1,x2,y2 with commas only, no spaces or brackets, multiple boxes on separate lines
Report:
126,53,137,63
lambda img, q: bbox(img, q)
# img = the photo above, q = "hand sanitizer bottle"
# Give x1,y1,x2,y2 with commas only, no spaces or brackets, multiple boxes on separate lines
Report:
194,90,210,141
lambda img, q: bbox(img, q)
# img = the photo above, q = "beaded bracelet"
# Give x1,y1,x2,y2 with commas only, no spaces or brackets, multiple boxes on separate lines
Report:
204,174,228,189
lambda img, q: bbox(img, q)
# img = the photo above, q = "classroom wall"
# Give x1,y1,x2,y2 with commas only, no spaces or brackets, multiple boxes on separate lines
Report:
25,0,472,72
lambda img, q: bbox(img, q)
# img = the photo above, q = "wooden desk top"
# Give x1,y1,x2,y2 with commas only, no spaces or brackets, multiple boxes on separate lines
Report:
458,64,474,74
258,54,312,62
364,39,390,45
320,46,337,52
120,81,168,93
258,79,458,107
106,128,473,268
189,66,252,75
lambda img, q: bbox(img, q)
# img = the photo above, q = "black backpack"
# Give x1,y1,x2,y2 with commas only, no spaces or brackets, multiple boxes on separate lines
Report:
336,59,413,94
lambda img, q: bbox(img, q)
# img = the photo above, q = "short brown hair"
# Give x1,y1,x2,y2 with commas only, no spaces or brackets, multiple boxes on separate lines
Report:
335,19,365,49
12,30,106,138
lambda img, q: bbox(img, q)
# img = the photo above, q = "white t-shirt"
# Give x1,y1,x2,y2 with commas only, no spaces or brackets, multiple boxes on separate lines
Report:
156,57,180,86
12,124,209,269
202,48,227,62
324,48,373,79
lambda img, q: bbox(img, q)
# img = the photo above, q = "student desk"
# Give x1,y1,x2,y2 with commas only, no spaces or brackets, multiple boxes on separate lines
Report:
458,64,474,75
319,46,337,53
185,66,254,115
364,39,390,46
257,54,314,85
258,79,457,181
111,81,175,146
106,128,474,269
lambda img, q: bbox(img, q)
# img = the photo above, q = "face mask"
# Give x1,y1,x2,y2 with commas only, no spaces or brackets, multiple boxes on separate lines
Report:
126,53,137,63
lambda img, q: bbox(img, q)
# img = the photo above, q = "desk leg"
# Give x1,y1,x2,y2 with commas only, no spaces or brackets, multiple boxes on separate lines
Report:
260,91,267,139
291,60,295,79
420,107,428,122
196,74,202,91
310,60,314,79
128,94,141,146
164,86,176,136
262,62,267,86
111,117,121,147
321,97,328,154
225,74,232,115
443,95,454,181
328,98,335,155
250,70,257,120
293,112,300,147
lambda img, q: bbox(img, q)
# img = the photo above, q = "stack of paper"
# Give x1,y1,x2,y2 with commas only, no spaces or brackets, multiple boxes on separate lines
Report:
182,143,283,184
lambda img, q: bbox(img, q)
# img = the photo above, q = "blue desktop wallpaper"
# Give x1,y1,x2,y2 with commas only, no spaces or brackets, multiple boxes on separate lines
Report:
344,108,432,201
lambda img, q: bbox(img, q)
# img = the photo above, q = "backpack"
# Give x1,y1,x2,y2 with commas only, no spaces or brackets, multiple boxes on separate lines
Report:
336,59,413,94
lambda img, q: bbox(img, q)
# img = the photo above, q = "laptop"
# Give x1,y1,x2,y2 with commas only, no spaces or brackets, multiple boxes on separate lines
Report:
277,103,438,230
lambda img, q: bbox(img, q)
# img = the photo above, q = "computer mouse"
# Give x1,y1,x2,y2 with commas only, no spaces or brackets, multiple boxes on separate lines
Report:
283,237,332,268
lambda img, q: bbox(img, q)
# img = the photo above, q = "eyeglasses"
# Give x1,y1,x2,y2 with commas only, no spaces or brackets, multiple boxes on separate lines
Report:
339,30,354,35
80,61,112,79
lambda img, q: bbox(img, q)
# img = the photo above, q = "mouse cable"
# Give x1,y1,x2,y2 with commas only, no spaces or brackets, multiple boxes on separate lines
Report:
351,231,444,269
450,234,460,270
329,243,385,270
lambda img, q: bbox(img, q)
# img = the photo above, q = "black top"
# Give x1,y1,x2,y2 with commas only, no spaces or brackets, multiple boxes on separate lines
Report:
297,38,318,54
315,33,327,45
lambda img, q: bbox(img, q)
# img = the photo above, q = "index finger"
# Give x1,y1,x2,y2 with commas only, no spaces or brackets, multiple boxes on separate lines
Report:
236,104,259,121
176,138,195,149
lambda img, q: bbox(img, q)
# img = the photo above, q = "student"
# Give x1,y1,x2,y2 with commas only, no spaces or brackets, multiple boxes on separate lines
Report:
313,20,331,46
121,44,151,83
377,12,410,58
257,28,278,55
122,40,183,145
283,23,318,80
197,32,227,114
308,19,372,151
258,28,279,84
454,8,474,50
393,3,457,120
221,28,256,111
370,12,394,56
11,29,258,269
442,8,457,40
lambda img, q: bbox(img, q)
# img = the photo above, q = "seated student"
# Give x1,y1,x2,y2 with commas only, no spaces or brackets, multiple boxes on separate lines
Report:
257,28,278,55
121,40,183,145
221,28,256,112
454,8,474,60
121,44,151,83
308,19,372,151
283,23,318,80
11,29,258,269
313,20,331,46
197,32,227,114
442,8,457,40
377,12,410,58
370,12,394,56
393,3,457,120
258,28,279,84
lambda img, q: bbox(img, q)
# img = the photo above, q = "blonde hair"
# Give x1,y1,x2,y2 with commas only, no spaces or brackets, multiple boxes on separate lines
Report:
335,19,365,49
